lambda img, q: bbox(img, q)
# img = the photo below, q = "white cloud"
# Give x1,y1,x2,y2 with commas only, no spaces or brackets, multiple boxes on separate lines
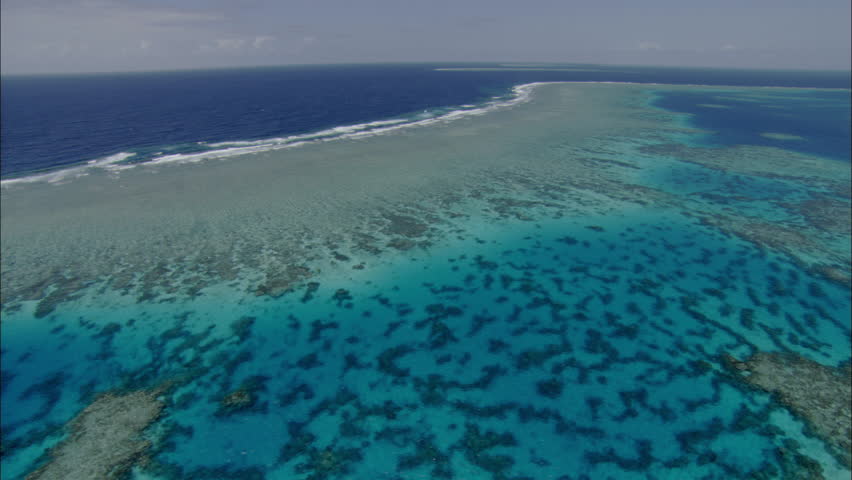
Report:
252,35,274,48
199,36,279,54
138,10,225,25
201,36,278,52
72,0,226,25
638,41,662,51
2,0,848,73
78,0,115,9
215,38,245,50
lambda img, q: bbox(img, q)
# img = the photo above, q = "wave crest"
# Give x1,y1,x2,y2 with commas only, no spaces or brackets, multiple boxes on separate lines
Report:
1,152,136,188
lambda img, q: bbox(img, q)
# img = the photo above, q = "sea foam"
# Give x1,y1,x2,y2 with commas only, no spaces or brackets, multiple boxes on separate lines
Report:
135,83,546,167
1,152,136,188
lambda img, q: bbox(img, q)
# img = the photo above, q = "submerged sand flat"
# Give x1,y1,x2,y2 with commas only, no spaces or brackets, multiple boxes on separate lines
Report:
2,82,850,479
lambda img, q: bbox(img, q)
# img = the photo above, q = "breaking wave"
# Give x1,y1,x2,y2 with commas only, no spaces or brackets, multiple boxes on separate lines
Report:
0,152,136,187
1,82,551,188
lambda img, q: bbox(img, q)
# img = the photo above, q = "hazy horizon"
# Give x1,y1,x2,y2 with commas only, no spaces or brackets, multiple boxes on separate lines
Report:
2,0,850,75
2,61,852,79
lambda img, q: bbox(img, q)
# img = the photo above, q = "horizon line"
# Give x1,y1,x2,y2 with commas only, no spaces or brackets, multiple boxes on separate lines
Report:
2,61,851,78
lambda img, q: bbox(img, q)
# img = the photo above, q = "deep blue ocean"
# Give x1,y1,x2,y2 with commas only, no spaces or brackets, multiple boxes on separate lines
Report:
653,88,851,161
2,64,849,178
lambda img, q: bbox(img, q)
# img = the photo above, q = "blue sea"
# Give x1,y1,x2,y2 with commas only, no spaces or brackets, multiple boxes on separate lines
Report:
1,64,850,479
2,64,849,179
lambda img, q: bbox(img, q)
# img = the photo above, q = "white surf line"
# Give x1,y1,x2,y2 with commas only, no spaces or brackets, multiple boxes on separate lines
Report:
5,80,842,187
1,152,136,188
1,82,557,186
142,82,558,167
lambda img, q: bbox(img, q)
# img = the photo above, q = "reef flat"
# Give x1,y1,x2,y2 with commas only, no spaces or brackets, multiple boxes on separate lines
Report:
1,82,850,479
25,388,165,479
725,352,852,469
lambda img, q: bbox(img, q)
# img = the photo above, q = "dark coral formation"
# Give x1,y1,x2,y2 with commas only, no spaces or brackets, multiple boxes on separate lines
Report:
218,389,253,415
458,423,518,478
397,435,452,478
229,316,256,343
215,376,269,417
295,446,362,480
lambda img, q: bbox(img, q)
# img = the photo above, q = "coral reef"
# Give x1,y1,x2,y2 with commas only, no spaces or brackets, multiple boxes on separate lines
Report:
294,446,362,480
724,352,852,467
458,423,517,478
698,213,851,287
25,388,165,479
215,376,269,417
254,265,313,298
2,82,850,480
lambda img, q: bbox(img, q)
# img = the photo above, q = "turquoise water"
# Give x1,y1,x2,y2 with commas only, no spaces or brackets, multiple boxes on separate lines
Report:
1,82,850,479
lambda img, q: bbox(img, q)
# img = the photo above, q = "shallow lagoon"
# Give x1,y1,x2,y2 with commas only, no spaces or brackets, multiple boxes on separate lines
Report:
2,82,850,479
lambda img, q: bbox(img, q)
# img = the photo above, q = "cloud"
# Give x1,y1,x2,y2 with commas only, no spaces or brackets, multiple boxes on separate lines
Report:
6,0,226,26
638,41,662,51
215,38,245,50
252,35,274,48
139,10,225,26
3,0,849,73
199,36,276,53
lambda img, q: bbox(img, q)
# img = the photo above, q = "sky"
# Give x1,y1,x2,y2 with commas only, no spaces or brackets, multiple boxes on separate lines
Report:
1,0,850,74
